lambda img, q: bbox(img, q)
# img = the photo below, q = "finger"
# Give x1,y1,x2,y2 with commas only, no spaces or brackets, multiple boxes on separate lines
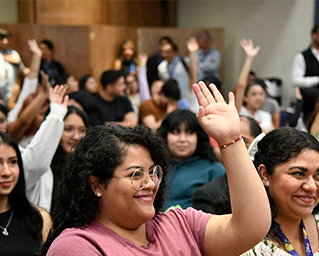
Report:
193,83,208,107
209,83,224,102
198,81,215,104
228,91,235,107
62,95,69,108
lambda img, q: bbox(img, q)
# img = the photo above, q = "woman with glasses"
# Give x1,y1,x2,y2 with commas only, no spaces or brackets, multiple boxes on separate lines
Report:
50,105,89,215
42,82,271,256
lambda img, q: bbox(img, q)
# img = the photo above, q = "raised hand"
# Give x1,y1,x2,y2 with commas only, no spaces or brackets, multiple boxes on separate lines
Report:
193,81,241,145
49,85,69,109
28,39,42,56
138,53,148,67
240,38,260,59
186,37,199,53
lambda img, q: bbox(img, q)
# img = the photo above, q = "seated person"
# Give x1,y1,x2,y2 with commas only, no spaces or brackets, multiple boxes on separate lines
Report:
55,74,79,94
234,39,273,133
39,39,66,86
139,79,179,131
158,109,225,210
114,39,138,76
79,74,98,95
192,115,263,214
42,81,271,256
94,70,138,126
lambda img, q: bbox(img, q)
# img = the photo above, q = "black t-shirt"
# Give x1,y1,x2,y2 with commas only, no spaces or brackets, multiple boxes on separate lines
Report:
0,208,39,255
94,94,133,122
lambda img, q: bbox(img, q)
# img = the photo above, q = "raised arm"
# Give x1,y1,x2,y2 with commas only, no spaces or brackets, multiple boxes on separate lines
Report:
234,39,260,112
186,37,199,92
193,82,271,256
138,53,151,102
27,39,42,79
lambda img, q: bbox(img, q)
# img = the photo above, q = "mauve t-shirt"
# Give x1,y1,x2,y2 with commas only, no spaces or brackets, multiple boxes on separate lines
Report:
47,207,212,256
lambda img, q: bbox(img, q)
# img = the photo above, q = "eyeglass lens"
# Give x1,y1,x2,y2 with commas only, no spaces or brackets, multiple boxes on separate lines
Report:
132,165,162,190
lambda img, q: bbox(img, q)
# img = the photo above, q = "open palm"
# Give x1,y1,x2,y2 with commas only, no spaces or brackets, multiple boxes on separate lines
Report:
193,82,241,145
240,38,260,58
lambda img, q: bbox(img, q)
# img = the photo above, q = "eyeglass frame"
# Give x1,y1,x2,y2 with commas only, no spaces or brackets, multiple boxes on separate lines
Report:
113,165,163,191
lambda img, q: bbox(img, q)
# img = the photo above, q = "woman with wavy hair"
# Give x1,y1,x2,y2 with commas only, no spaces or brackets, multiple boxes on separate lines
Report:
42,82,271,256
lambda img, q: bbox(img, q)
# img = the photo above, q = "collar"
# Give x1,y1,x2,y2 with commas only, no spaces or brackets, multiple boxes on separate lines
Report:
311,46,319,59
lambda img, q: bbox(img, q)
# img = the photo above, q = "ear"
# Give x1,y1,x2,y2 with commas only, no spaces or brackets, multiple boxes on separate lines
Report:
258,164,270,187
88,175,103,197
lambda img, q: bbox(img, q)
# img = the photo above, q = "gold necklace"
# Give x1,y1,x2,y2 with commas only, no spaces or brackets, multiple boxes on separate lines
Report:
0,209,14,236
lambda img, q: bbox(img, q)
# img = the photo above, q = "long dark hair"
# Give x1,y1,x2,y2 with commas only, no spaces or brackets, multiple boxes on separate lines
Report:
42,125,169,255
158,109,218,162
1,132,43,247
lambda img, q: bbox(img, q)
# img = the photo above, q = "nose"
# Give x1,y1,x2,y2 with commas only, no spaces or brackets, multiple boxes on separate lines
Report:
302,177,317,193
0,163,11,177
179,131,187,141
143,175,156,190
73,130,83,140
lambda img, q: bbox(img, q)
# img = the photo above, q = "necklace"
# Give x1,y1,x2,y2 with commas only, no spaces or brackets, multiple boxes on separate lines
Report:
0,209,14,236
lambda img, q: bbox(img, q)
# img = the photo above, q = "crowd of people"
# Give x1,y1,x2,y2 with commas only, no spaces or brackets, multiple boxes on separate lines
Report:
0,24,319,256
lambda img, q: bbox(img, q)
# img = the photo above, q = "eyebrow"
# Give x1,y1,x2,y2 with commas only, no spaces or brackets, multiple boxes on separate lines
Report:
288,166,308,172
125,163,156,171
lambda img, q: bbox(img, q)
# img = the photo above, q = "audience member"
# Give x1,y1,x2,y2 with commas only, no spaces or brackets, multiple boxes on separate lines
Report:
55,73,79,94
95,70,138,126
194,30,221,81
146,36,173,86
68,90,104,127
50,105,88,215
235,39,274,133
158,109,225,210
292,24,319,124
42,81,271,255
158,37,199,113
39,39,66,86
0,132,51,255
246,70,281,128
79,74,98,95
0,29,27,104
114,39,138,76
192,115,263,214
242,128,319,255
139,79,179,131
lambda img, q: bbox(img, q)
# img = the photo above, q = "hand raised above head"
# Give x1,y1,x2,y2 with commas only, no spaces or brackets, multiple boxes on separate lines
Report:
240,38,260,59
49,85,69,109
28,39,42,56
193,81,241,145
186,37,199,53
138,53,148,67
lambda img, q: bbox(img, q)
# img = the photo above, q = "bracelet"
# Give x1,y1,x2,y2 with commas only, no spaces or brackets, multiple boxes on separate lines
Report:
218,136,243,149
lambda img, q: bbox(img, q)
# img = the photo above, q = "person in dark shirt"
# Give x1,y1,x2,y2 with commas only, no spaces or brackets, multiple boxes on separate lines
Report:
39,39,66,86
95,70,138,126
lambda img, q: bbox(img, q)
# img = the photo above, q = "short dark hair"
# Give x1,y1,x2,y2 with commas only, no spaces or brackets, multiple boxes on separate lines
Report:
100,70,123,89
0,28,11,40
312,24,319,34
159,36,173,45
202,75,222,91
39,39,54,51
79,74,92,91
158,109,218,162
240,115,262,138
161,79,180,101
42,125,169,255
0,104,8,117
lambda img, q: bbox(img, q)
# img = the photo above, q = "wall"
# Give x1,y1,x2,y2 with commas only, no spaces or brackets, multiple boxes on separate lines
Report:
177,0,315,107
0,0,18,23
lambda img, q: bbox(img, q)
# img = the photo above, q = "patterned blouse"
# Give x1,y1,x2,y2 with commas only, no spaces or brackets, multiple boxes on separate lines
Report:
241,214,319,256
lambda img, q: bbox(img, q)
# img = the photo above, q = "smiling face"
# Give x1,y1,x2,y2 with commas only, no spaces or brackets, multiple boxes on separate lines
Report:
260,149,319,221
60,113,86,155
0,144,19,202
244,84,266,111
167,123,198,162
94,145,159,230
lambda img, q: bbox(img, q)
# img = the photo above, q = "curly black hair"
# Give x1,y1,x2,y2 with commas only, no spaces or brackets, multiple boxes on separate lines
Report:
158,109,218,163
42,124,169,254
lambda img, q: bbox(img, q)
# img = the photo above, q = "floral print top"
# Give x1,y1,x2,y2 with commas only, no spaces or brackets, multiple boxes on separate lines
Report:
241,214,319,256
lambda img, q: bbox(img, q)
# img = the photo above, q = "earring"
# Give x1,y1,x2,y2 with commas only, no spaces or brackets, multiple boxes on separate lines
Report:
96,192,102,197
264,180,269,187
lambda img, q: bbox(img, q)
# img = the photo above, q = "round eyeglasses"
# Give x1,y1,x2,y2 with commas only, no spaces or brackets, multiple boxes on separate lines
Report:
113,165,163,191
